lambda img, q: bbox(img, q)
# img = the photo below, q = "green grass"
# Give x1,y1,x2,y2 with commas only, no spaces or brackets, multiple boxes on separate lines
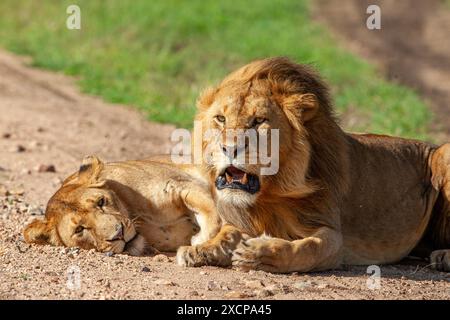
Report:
0,0,430,138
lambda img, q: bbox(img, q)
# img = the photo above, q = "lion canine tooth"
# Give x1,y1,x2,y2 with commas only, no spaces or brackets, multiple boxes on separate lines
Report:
241,173,248,185
225,171,233,183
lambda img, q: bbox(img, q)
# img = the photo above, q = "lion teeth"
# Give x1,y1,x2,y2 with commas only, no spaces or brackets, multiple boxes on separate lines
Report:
225,172,233,183
241,173,248,185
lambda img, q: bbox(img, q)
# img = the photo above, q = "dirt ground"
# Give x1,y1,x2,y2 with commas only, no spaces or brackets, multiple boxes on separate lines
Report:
314,0,450,143
0,35,449,299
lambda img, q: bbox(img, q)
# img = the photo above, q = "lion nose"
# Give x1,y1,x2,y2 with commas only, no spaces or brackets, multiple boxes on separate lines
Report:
221,144,237,159
221,143,248,160
110,224,124,241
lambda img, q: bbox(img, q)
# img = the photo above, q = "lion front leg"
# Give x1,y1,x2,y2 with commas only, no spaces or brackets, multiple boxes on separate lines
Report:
179,186,221,246
429,143,450,272
232,227,342,273
177,225,243,267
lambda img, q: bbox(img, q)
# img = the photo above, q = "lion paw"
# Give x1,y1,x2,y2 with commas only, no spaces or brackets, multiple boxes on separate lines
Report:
231,236,289,273
176,245,201,267
177,227,245,268
430,249,450,272
176,244,231,267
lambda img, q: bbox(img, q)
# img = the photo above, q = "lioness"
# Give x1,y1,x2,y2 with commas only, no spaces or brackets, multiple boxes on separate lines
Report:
23,156,223,256
177,57,450,272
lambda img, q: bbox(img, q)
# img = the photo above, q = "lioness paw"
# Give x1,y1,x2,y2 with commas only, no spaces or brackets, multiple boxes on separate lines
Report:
123,234,148,256
430,249,450,272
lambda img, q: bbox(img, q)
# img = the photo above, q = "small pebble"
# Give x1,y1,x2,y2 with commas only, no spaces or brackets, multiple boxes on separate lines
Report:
14,145,26,153
10,188,25,196
154,279,175,286
207,280,219,291
20,169,32,175
244,279,265,289
280,284,292,294
152,254,170,263
52,177,63,187
0,185,9,196
18,203,28,213
27,205,44,216
37,164,56,173
119,131,128,140
29,141,42,149
255,289,274,298
293,281,312,290
189,290,199,296
142,266,151,272
225,291,254,299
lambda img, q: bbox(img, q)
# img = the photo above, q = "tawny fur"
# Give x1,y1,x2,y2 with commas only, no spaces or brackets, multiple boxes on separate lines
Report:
181,57,450,273
23,156,221,255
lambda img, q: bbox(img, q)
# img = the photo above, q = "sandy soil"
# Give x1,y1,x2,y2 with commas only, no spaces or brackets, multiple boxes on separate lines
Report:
0,47,449,300
314,0,450,143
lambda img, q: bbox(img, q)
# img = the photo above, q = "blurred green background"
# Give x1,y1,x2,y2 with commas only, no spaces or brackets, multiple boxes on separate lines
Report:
0,0,430,138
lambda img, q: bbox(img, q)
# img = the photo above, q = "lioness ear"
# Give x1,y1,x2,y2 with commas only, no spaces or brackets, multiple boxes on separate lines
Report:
281,93,318,129
23,219,60,246
62,171,79,186
78,155,105,187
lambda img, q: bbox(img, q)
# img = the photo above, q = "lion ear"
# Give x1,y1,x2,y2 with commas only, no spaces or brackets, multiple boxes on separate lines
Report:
196,87,217,111
78,155,106,187
281,93,319,129
23,219,60,246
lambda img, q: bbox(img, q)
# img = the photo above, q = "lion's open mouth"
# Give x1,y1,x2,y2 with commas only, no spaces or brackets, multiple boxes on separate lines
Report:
215,166,260,194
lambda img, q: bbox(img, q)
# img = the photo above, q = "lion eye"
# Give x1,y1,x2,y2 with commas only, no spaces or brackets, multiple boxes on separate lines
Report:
74,226,85,234
97,197,105,208
215,115,226,123
254,117,266,125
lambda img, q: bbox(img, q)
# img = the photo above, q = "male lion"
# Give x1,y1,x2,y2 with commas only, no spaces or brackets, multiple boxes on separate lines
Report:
23,156,224,257
177,57,450,273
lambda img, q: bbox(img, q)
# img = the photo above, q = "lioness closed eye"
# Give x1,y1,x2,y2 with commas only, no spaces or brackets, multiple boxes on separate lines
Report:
23,156,225,257
178,57,450,273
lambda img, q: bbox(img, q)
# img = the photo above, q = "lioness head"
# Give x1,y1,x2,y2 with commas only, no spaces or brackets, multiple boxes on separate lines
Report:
196,57,335,208
23,156,141,255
